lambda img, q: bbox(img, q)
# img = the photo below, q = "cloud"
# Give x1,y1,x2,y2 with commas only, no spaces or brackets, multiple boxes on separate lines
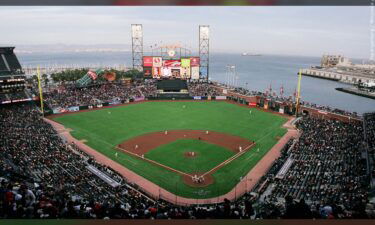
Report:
0,6,370,58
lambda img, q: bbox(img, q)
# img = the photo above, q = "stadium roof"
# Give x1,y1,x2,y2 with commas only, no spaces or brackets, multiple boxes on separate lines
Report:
0,47,23,76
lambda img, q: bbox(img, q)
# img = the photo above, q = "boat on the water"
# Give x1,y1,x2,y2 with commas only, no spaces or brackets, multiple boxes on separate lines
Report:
242,52,262,56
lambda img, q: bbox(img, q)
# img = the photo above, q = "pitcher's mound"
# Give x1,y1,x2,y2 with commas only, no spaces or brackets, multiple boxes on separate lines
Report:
184,151,198,158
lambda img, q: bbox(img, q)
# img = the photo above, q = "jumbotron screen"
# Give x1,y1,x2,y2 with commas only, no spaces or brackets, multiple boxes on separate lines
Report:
143,56,200,79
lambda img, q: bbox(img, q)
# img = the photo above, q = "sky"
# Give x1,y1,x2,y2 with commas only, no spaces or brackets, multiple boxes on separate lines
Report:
0,6,371,58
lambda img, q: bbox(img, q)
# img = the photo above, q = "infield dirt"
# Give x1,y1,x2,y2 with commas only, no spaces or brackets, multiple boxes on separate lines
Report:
117,130,255,187
117,130,253,155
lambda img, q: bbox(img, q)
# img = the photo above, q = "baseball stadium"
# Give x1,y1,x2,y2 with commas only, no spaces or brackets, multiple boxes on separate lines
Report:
0,24,374,220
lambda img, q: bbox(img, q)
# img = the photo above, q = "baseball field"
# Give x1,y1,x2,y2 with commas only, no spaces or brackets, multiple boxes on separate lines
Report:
52,101,288,199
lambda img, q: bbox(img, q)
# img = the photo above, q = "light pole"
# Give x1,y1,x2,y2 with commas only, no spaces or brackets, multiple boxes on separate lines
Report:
226,65,236,88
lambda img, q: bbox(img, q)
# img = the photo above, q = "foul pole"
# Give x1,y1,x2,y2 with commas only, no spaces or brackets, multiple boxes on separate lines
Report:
36,66,44,116
295,69,302,116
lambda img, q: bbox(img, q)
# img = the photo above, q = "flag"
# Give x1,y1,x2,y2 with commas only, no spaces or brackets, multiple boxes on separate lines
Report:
269,83,272,95
280,85,284,96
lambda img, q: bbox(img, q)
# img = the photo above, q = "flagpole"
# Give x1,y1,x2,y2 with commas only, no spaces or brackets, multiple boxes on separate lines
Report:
37,66,44,117
295,69,302,116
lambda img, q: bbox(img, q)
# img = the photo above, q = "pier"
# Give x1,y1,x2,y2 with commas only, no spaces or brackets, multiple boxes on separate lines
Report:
301,68,375,85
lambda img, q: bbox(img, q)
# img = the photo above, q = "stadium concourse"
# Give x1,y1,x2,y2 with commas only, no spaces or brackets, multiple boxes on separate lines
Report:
1,80,375,219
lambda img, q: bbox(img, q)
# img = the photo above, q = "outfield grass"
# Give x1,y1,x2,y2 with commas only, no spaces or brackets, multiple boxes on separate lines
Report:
53,101,287,199
145,139,235,174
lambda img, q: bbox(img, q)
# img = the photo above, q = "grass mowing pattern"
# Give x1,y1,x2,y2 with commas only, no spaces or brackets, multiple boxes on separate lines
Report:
145,139,235,174
53,101,287,199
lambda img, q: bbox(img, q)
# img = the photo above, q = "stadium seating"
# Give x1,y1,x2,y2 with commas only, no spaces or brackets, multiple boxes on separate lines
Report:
1,80,375,219
364,112,375,188
43,80,157,109
188,81,220,97
257,116,370,219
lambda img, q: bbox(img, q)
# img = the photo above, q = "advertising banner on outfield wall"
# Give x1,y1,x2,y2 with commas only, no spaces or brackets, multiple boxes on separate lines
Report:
194,96,201,100
143,56,153,67
215,96,227,100
109,99,121,105
190,57,200,66
191,66,200,80
52,107,68,114
68,106,79,112
152,57,162,67
249,102,257,106
279,108,285,114
134,97,145,102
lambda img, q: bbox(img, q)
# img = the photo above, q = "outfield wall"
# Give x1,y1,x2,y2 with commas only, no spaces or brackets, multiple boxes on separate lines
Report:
47,96,228,115
46,87,361,124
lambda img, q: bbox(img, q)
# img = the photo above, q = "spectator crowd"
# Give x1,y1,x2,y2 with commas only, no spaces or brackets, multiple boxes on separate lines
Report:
255,116,374,219
41,79,359,120
1,77,374,219
187,81,221,97
217,83,360,119
43,80,226,110
1,103,375,219
364,112,375,185
43,80,157,109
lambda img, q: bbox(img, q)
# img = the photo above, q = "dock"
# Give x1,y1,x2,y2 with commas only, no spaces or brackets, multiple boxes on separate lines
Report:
336,87,375,100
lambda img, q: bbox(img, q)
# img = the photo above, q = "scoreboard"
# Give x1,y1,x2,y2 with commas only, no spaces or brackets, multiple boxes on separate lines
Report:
143,56,200,80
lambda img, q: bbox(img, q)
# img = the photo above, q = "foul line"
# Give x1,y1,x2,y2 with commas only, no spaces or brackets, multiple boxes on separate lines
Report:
201,142,256,177
115,146,191,177
116,141,256,179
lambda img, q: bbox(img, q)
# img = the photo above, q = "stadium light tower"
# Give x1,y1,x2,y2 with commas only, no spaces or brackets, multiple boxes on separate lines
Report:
131,24,143,71
199,25,210,82
226,65,236,88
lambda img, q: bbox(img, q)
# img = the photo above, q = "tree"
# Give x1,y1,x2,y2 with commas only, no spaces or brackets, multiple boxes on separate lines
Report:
124,69,143,80
44,77,49,86
32,75,38,84
42,74,48,86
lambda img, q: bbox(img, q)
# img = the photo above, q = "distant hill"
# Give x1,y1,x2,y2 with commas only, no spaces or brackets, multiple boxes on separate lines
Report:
10,44,131,54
